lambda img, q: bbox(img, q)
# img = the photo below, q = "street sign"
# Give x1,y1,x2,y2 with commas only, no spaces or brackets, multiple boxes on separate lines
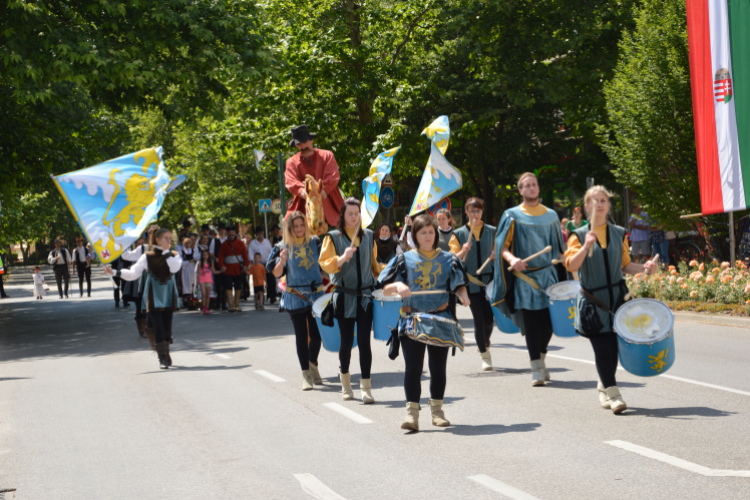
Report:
380,187,395,209
427,197,451,216
382,173,394,187
259,198,272,213
271,199,282,214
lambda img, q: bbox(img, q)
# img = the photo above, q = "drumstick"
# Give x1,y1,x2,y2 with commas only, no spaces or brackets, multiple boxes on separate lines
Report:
476,256,493,275
624,254,660,301
461,221,476,263
350,216,361,248
506,245,552,271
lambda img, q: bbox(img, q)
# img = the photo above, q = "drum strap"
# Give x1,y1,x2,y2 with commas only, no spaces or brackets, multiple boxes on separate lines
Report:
580,288,614,316
286,285,327,303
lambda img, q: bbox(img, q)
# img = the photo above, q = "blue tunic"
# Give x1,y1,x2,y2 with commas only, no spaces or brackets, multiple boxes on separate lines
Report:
267,237,325,315
454,223,496,294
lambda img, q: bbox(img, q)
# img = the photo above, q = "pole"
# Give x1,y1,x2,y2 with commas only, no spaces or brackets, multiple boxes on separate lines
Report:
264,213,268,240
386,206,391,225
730,211,736,267
277,152,287,218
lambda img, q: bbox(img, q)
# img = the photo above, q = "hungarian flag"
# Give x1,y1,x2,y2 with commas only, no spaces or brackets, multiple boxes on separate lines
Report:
686,0,750,214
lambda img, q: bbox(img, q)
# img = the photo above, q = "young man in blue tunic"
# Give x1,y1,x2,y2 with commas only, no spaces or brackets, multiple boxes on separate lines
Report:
492,172,565,386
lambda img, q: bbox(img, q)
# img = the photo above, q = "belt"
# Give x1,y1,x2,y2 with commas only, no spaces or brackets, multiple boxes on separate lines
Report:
224,256,243,264
334,285,375,297
286,284,327,303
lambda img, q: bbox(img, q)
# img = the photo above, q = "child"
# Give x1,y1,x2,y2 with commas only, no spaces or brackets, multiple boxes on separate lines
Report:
250,252,266,310
197,250,218,315
33,266,46,300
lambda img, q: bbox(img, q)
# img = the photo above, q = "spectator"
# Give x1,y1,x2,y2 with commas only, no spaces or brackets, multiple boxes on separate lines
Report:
375,222,401,264
250,252,266,310
110,256,131,308
180,236,198,303
566,207,587,234
0,253,7,298
47,239,72,299
248,226,276,304
629,202,651,262
271,224,283,245
560,217,570,245
211,223,228,310
218,226,248,313
71,237,93,297
33,266,45,300
650,221,669,265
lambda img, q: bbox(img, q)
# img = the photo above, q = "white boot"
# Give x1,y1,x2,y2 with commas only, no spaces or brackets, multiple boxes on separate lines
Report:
401,402,420,431
340,371,354,400
309,362,323,385
597,381,611,409
530,359,546,386
301,370,314,391
541,352,551,381
605,386,627,414
480,351,493,371
360,378,375,404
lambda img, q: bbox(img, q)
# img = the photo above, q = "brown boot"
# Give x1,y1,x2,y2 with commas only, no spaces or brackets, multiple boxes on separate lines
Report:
145,326,156,351
155,342,169,369
234,291,242,312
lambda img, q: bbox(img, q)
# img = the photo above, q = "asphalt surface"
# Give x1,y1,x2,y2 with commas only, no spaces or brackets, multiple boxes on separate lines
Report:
1,275,749,499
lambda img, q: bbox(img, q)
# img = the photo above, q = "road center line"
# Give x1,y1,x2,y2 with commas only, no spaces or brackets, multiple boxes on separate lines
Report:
468,475,542,500
255,370,286,382
183,339,198,345
322,403,373,424
293,473,347,500
214,353,231,359
605,440,750,477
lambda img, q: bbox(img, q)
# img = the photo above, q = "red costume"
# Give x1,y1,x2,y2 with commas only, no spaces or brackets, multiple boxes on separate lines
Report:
285,149,343,227
218,237,247,276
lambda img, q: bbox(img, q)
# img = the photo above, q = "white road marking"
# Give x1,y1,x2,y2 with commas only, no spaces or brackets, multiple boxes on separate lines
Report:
293,473,347,500
322,402,373,424
214,353,231,359
255,370,286,382
468,475,542,499
605,440,750,477
183,339,198,345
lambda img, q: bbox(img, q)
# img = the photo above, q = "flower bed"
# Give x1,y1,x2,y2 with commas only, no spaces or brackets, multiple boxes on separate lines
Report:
625,260,750,316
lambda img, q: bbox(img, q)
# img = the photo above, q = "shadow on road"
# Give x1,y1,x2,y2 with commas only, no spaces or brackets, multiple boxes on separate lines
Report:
420,422,542,436
626,406,736,419
544,380,645,391
139,364,252,375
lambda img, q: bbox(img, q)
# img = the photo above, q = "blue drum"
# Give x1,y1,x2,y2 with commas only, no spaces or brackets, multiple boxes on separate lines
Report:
372,290,401,342
312,293,357,352
403,313,465,351
486,280,520,334
546,281,581,338
614,298,675,377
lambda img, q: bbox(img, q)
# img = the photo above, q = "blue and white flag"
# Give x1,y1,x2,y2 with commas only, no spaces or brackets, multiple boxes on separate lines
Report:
52,147,181,264
409,116,463,216
360,146,401,228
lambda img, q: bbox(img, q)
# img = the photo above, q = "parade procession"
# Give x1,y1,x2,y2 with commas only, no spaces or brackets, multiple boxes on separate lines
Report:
2,1,750,498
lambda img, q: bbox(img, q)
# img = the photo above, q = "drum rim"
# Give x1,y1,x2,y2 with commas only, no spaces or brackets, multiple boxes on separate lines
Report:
371,289,403,302
545,281,581,301
614,298,675,344
312,293,333,317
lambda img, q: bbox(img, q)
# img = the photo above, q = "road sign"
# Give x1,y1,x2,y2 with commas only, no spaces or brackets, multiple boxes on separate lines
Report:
380,187,395,209
382,173,394,187
259,198,272,213
427,197,451,216
271,199,282,214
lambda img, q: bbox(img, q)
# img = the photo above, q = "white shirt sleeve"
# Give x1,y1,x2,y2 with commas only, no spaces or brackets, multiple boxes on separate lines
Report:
167,250,183,273
121,246,143,262
118,253,148,281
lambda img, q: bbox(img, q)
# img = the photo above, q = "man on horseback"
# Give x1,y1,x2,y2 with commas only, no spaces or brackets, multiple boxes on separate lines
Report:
285,124,343,228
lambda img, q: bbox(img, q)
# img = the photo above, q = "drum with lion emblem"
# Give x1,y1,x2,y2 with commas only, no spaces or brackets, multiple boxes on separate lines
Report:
613,298,675,377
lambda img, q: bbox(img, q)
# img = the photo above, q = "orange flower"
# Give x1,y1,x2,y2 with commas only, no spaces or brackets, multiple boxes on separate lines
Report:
721,275,732,284
677,277,685,284
745,284,750,294
670,269,678,276
699,263,705,272
681,284,688,289
721,261,731,269
668,265,676,271
690,291,698,298
689,260,699,267
706,275,715,284
669,276,676,284
712,267,721,275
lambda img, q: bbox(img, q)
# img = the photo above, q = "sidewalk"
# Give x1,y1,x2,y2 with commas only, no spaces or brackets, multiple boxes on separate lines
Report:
674,311,750,328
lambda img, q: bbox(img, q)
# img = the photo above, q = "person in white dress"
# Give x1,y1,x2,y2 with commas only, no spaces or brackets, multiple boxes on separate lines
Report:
33,266,46,299
180,236,198,300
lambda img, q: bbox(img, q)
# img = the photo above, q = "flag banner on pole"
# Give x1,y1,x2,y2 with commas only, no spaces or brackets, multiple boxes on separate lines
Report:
360,146,401,228
687,0,750,214
254,149,266,170
52,147,180,264
409,116,462,216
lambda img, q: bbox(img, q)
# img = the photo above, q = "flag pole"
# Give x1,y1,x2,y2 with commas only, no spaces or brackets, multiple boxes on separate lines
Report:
730,211,735,266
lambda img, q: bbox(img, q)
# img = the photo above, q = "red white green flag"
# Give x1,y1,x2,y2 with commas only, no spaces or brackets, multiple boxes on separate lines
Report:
686,0,750,214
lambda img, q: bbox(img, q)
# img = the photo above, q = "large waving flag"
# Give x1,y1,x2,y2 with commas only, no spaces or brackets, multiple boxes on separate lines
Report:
687,0,750,214
409,116,462,216
52,147,181,264
360,146,401,228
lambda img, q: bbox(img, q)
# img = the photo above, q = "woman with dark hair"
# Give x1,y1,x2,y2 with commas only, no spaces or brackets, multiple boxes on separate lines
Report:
106,227,182,369
379,214,470,430
375,222,401,265
319,197,384,402
435,208,455,252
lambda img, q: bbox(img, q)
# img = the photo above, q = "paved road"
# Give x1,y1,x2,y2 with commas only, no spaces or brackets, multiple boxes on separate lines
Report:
1,276,749,499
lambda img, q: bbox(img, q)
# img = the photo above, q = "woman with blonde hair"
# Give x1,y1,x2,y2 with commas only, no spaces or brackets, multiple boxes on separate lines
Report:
565,186,656,414
268,211,326,390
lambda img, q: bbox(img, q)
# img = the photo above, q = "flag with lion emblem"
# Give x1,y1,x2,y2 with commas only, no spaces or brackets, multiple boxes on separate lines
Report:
52,147,185,264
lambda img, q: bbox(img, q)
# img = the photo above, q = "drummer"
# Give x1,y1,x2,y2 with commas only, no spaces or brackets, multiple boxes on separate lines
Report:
268,211,326,391
565,185,656,414
379,214,471,431
320,197,384,403
448,198,496,371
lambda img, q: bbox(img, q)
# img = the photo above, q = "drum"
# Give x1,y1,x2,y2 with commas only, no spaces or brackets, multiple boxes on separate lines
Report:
486,280,520,334
546,281,580,338
372,290,401,342
403,313,464,351
614,298,675,377
312,293,357,352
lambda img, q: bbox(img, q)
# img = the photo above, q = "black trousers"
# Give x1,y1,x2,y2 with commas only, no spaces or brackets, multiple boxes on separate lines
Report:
112,277,129,305
223,274,243,291
266,272,277,300
134,296,144,321
241,273,251,300
468,291,494,353
401,336,449,403
521,308,554,361
589,332,619,388
290,311,322,371
338,302,373,378
0,274,6,297
149,310,174,344
53,265,70,297
214,273,226,309
76,263,91,296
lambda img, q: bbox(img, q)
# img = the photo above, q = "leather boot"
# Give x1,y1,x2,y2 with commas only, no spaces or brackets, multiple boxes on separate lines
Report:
360,378,374,404
156,342,169,369
430,399,450,427
309,362,323,385
480,351,492,371
226,291,235,312
165,339,173,367
530,359,546,386
401,402,420,431
605,386,627,414
541,352,551,381
302,370,314,391
340,371,354,400
145,326,156,351
234,291,242,312
598,381,611,409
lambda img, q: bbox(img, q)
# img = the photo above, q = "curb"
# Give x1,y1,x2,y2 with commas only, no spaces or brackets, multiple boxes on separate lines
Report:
674,311,750,328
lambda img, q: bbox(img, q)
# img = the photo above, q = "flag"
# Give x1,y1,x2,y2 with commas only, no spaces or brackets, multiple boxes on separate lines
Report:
687,0,750,214
409,116,462,216
254,149,266,170
360,146,401,228
52,147,180,264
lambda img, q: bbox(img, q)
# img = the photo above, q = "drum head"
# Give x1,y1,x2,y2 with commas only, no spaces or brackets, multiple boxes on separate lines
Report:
545,281,580,301
312,293,333,318
485,280,494,302
372,289,401,302
614,298,674,343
